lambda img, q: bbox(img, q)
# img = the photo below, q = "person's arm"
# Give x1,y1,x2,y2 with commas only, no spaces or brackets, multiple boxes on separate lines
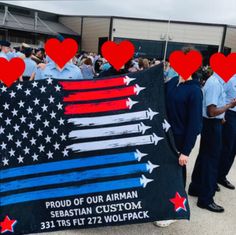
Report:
30,64,37,81
179,88,203,166
204,80,234,118
29,72,35,81
92,66,96,75
35,66,44,81
207,101,236,117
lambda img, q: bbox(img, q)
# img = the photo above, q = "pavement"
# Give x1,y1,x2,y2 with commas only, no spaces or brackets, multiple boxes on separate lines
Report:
36,137,236,235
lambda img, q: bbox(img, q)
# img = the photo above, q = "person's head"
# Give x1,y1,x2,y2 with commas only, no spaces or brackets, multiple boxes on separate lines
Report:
0,40,11,54
24,48,33,58
182,46,197,55
20,43,30,52
138,58,144,69
36,48,45,60
143,59,150,69
83,57,93,66
180,46,201,82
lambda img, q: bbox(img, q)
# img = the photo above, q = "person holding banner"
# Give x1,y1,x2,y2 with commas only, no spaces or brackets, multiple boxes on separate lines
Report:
154,47,203,227
165,47,203,187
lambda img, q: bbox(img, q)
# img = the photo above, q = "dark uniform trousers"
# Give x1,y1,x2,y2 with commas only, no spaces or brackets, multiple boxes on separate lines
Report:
173,134,187,188
190,118,223,205
218,110,236,181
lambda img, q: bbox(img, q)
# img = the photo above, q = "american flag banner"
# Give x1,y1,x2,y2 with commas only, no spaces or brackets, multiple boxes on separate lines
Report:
0,64,190,235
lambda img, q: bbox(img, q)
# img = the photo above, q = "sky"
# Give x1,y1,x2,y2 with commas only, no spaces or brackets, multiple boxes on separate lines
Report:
1,0,236,26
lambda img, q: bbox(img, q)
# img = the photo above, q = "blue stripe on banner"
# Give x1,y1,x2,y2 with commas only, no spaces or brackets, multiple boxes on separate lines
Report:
1,163,147,193
1,177,141,206
0,152,136,180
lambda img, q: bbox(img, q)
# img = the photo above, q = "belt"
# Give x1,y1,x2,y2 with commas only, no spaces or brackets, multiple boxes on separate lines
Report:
203,117,223,122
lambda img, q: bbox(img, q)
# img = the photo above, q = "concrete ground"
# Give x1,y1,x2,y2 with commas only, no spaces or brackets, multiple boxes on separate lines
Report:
36,137,236,235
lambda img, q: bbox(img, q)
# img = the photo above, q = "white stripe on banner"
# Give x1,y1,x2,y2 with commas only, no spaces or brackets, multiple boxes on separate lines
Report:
67,133,163,152
69,122,152,139
68,108,159,127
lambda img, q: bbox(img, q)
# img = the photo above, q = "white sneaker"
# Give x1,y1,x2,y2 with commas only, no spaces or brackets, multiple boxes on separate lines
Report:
153,220,177,227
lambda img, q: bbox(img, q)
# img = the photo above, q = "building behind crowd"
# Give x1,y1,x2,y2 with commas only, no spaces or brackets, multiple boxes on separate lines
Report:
0,3,79,48
0,2,236,64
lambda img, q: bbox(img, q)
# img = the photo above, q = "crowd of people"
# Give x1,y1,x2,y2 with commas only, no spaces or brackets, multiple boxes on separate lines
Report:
0,40,213,84
0,40,236,227
0,40,164,82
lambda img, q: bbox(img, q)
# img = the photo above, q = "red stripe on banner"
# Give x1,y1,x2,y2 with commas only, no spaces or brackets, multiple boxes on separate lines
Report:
65,99,129,115
63,86,136,102
60,77,126,91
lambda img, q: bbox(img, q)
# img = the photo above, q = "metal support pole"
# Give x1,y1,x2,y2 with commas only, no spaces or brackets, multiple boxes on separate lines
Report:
2,6,8,25
34,12,38,31
7,9,24,28
163,19,171,62
37,16,56,35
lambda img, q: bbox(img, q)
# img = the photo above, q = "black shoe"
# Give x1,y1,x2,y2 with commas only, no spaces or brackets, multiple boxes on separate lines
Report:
197,201,224,213
216,184,220,192
218,179,235,190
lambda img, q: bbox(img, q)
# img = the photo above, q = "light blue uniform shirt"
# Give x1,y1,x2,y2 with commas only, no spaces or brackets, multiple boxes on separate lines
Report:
35,62,83,80
80,64,94,79
6,51,17,60
202,73,226,119
16,51,24,57
23,58,37,77
224,75,236,112
0,52,8,60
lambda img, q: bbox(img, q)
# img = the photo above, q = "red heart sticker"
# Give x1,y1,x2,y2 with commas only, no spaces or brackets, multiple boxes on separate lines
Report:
0,58,25,87
169,50,202,80
45,38,78,69
101,40,135,71
210,53,236,83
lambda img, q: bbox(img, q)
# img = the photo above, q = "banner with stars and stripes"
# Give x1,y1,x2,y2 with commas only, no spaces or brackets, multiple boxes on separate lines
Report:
0,64,190,235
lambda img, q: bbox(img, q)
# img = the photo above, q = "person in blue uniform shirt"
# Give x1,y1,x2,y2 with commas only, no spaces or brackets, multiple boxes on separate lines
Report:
0,40,11,60
189,73,236,213
20,48,37,81
35,60,83,80
218,75,236,190
6,48,17,60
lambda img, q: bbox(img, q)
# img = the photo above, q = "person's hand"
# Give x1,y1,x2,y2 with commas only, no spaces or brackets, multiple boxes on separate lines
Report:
229,98,236,108
37,63,46,70
179,154,188,166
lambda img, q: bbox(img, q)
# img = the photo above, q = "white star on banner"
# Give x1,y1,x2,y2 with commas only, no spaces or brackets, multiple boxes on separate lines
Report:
30,138,36,146
2,158,9,166
1,142,7,150
16,83,23,90
32,153,38,161
32,81,38,88
17,155,24,163
33,98,40,106
25,89,31,96
18,100,25,108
